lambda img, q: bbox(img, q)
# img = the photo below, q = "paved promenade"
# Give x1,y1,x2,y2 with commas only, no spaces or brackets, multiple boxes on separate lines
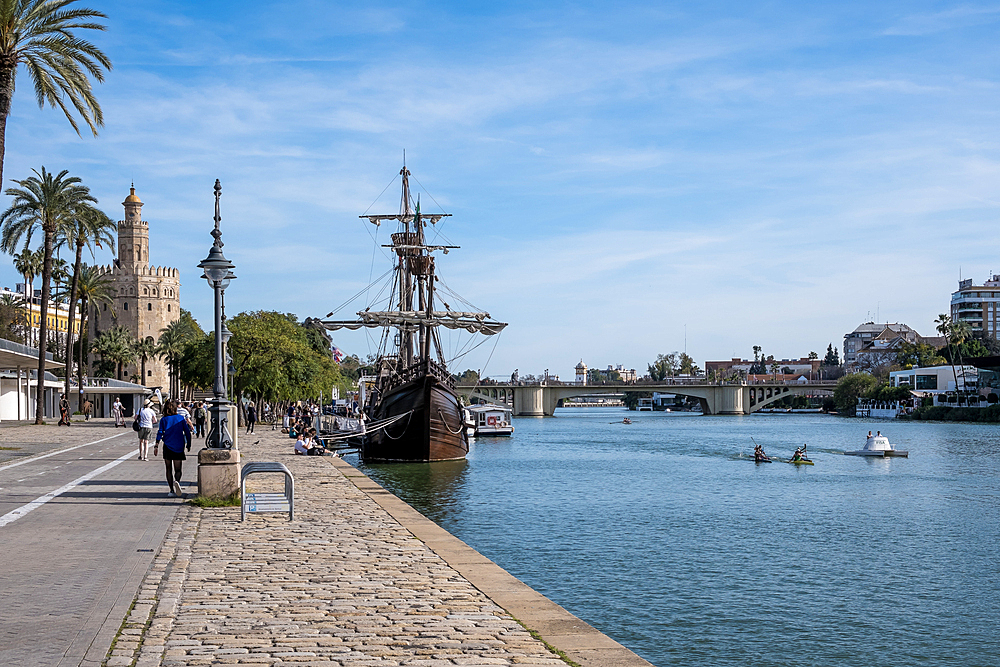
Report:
119,429,652,667
0,421,184,667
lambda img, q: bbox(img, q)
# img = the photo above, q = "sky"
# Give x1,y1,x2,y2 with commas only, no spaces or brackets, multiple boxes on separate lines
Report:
3,0,1000,380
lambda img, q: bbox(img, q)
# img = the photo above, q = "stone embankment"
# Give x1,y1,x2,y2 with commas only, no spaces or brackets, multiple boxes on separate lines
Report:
112,429,652,667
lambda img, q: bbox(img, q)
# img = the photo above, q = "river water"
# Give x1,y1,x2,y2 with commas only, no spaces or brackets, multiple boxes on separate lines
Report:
349,408,1000,666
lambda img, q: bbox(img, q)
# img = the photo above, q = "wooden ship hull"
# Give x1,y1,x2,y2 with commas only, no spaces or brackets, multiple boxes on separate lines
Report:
364,373,469,462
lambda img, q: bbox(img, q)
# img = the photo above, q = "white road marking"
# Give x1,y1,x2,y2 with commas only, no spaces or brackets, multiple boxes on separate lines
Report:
0,432,130,472
0,449,137,528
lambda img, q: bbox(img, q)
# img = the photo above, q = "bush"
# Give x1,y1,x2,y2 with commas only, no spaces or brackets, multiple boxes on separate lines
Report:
988,393,998,404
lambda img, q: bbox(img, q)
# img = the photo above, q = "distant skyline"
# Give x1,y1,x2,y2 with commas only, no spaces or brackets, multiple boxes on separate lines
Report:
1,0,999,380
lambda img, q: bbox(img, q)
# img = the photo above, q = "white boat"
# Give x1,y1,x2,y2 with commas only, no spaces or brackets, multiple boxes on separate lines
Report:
845,434,908,457
464,403,514,437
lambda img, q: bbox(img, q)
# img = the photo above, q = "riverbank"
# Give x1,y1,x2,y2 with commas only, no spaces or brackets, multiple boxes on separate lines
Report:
902,404,1000,422
113,429,650,666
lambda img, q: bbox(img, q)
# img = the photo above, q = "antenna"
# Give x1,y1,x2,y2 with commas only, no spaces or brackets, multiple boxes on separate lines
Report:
403,149,406,167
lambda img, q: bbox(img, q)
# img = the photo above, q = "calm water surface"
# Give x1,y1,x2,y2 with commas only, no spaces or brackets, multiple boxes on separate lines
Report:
350,408,1000,666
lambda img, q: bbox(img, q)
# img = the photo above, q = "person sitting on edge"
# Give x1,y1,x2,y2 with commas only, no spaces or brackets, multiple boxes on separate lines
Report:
868,431,873,439
294,434,309,455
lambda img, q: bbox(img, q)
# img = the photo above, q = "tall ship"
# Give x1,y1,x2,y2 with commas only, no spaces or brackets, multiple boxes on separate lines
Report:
321,165,506,462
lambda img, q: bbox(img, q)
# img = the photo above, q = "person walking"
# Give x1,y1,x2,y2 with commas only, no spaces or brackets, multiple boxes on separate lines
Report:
82,398,93,421
246,402,257,434
153,399,192,498
58,394,70,426
112,397,124,428
194,401,207,438
136,400,157,460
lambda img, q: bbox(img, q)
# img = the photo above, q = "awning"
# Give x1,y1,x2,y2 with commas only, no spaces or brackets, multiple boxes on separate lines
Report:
0,338,62,370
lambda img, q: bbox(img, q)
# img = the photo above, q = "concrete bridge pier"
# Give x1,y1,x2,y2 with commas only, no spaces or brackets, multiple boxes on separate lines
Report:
513,386,560,416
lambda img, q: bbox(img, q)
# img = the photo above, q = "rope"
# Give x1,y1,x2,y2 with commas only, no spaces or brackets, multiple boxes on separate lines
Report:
382,410,414,440
437,407,465,435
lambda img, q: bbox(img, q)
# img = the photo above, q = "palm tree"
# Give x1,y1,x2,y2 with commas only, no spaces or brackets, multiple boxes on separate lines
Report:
91,325,134,380
156,319,194,398
12,246,41,343
0,167,96,423
74,263,113,390
0,0,112,186
0,291,26,340
57,205,113,401
133,335,156,386
936,314,961,397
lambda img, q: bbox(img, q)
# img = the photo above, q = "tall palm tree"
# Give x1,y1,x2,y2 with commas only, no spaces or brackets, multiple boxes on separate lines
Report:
133,335,156,386
0,290,25,340
74,262,112,390
12,246,41,343
936,314,960,396
1,167,95,423
156,319,193,398
56,204,113,400
0,0,112,186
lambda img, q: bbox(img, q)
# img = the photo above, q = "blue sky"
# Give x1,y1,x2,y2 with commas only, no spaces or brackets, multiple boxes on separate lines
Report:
3,1,1000,379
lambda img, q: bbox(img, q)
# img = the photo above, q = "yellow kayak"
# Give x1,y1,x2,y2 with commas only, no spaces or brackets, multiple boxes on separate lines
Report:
788,458,814,465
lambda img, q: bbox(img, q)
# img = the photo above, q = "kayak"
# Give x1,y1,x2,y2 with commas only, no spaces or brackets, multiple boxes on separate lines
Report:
754,457,772,463
788,458,814,465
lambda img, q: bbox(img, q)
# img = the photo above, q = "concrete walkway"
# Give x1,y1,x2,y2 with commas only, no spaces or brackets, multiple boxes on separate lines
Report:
118,429,652,667
0,422,184,667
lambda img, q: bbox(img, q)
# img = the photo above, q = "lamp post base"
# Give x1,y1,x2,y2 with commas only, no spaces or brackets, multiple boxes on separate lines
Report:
197,447,241,499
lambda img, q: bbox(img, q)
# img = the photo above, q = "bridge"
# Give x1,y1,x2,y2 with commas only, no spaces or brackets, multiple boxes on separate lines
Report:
455,381,835,416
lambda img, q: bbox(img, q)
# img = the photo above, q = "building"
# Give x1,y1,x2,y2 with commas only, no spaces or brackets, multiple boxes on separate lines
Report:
705,357,821,376
575,360,587,385
890,365,977,394
606,364,637,383
1,286,82,351
89,187,180,389
951,275,1000,336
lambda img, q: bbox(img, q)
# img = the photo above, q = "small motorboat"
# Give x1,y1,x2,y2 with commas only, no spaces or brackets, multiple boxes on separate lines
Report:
845,434,908,457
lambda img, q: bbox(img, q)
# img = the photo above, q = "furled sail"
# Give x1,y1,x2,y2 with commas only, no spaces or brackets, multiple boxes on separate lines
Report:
322,311,507,335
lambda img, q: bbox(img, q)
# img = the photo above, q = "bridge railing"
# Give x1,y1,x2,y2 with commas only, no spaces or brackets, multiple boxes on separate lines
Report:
459,379,839,388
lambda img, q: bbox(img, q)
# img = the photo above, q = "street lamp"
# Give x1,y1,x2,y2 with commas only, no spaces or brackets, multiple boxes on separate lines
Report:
198,179,236,449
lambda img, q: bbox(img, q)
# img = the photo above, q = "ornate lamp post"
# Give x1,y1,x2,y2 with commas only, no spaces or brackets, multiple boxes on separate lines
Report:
198,180,236,449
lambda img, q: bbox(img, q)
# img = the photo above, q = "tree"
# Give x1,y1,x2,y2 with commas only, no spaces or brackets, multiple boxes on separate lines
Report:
833,373,878,415
808,351,818,360
895,341,946,369
0,0,112,186
91,325,135,379
12,246,41,341
0,291,26,341
936,314,963,395
156,318,197,398
823,343,840,367
75,263,113,388
56,204,113,400
1,167,96,423
678,353,700,376
648,353,678,380
133,335,157,385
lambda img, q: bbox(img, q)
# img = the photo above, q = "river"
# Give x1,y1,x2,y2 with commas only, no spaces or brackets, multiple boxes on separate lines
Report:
349,408,1000,666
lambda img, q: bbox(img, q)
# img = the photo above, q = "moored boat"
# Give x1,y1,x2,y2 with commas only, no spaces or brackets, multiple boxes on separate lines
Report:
464,403,514,437
845,433,908,457
321,165,507,462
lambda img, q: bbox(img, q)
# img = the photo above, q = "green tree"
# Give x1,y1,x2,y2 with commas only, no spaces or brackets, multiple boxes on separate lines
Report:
156,318,197,398
823,343,840,367
132,335,157,385
0,291,26,341
896,341,946,369
678,352,700,376
808,350,818,360
75,263,113,388
178,332,213,392
833,373,878,416
648,353,677,380
1,167,96,422
56,204,114,399
0,0,112,186
91,325,134,379
12,246,41,341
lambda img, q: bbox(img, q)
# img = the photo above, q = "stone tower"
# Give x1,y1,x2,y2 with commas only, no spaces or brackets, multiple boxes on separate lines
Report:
575,360,588,385
90,186,181,390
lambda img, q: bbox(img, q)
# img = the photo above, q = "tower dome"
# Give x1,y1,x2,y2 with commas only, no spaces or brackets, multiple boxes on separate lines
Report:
123,186,142,204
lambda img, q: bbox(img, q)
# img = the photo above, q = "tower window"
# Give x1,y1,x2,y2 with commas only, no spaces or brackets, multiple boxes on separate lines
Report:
123,302,128,311
167,304,171,312
148,303,152,311
103,304,107,311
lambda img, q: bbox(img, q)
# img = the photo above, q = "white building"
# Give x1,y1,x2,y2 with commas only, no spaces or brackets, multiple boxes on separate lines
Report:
575,360,587,385
951,275,1000,335
890,365,977,394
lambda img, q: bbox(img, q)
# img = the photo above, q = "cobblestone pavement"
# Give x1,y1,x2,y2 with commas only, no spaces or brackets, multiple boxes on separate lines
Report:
120,430,570,667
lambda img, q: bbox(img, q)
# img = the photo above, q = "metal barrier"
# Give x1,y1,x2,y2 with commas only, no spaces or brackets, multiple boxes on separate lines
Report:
241,462,294,521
